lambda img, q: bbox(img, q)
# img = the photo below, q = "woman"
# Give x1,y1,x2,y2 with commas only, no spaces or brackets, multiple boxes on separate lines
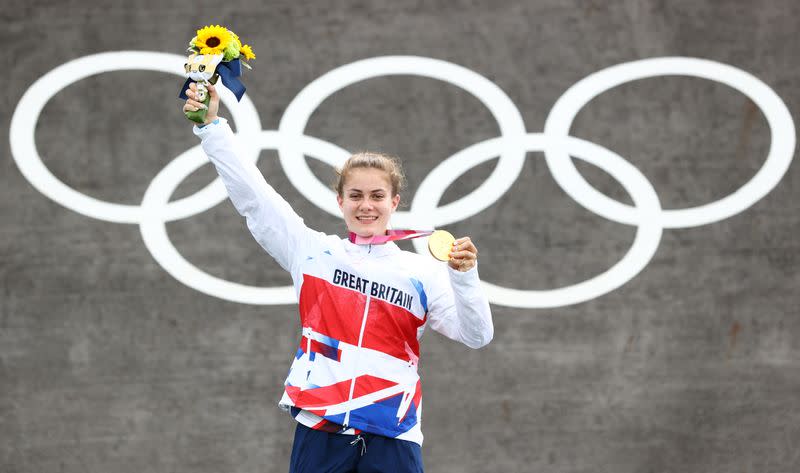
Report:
183,82,493,473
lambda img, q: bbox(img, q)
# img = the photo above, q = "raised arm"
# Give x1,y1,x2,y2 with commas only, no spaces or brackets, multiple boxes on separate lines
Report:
426,237,493,349
184,82,315,272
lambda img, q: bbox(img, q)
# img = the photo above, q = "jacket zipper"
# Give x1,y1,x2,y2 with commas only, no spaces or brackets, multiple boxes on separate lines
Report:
343,295,371,427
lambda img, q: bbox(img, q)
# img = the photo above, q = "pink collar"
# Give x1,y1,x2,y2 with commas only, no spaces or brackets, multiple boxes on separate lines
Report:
348,229,433,245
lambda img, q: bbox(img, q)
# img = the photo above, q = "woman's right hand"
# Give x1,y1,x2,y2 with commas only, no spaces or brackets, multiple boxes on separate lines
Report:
182,81,220,125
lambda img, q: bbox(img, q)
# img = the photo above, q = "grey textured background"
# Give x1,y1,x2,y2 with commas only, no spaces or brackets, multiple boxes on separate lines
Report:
3,1,800,472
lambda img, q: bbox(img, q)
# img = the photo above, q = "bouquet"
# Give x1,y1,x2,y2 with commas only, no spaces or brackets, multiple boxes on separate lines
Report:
178,25,256,123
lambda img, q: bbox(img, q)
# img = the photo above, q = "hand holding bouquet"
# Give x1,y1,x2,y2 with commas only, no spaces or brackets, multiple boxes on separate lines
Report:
178,25,255,123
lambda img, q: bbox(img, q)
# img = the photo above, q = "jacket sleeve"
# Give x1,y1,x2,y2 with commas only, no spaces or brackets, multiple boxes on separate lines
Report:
426,264,494,349
193,117,316,273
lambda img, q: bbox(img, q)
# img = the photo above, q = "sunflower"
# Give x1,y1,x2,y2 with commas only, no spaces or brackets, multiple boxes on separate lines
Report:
194,25,232,55
240,44,256,60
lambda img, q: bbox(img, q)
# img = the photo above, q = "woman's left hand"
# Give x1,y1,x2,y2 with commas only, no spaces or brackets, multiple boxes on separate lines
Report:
449,236,478,272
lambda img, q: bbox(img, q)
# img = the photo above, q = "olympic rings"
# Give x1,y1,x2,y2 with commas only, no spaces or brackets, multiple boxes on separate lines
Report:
410,135,663,308
9,52,263,223
140,131,351,305
9,52,795,308
544,57,796,228
278,56,527,220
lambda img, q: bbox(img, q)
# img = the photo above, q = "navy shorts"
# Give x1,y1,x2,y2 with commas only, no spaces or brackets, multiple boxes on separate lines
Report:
289,423,424,473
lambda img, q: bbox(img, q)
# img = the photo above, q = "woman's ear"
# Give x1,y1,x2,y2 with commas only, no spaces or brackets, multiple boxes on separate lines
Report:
391,194,400,211
337,194,344,210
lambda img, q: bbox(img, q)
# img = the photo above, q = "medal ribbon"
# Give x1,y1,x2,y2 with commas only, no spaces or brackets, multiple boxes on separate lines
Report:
348,229,433,245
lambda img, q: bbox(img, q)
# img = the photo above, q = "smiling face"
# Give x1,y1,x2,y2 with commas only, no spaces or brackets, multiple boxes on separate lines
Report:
337,168,401,237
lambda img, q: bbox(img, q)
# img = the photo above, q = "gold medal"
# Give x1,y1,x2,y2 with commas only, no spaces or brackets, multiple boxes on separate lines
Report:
428,230,455,261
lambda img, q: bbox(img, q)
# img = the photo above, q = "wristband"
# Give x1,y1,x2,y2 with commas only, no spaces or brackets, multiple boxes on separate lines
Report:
198,117,220,128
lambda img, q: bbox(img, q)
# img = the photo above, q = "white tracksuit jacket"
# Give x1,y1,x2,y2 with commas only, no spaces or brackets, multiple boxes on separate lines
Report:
194,118,493,445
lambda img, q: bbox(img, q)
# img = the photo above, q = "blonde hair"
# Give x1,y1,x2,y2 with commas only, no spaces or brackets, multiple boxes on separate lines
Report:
335,152,406,197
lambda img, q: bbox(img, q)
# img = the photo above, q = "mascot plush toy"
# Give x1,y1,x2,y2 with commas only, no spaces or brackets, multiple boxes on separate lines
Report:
178,25,256,123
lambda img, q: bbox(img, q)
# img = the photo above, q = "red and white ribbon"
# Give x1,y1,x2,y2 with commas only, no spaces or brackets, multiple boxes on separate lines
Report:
348,229,433,245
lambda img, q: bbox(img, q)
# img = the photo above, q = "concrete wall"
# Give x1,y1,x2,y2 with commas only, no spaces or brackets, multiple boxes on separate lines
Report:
3,1,799,472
